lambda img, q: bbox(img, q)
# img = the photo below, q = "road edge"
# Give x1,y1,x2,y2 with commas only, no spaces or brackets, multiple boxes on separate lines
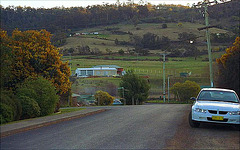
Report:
1,109,108,138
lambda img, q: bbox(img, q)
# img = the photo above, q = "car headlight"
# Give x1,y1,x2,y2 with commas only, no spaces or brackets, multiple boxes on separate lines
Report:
194,108,207,113
229,111,240,115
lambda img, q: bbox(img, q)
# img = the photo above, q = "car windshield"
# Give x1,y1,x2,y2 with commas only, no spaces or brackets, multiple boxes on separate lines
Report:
198,90,239,103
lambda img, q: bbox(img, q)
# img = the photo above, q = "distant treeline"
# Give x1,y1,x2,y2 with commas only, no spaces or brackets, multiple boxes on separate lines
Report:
1,1,239,33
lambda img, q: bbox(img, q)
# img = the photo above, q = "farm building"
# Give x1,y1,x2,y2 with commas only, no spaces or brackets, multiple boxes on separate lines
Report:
75,67,117,77
93,65,125,75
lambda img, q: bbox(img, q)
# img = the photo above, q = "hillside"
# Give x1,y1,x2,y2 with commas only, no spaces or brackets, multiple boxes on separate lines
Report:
60,22,230,54
1,0,238,42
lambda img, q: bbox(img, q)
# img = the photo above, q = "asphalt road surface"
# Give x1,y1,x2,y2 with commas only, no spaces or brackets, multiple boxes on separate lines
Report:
1,104,239,149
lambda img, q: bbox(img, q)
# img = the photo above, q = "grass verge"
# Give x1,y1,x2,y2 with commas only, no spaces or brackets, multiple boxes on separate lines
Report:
58,107,86,114
145,100,193,104
1,107,86,126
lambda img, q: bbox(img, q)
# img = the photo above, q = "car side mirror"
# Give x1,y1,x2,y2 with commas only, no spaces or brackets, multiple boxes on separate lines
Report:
190,97,196,101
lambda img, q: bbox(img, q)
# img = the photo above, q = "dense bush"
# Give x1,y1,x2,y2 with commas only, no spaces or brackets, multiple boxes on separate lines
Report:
1,90,22,121
95,91,114,106
162,24,168,29
17,77,59,116
0,103,14,124
16,88,38,101
171,80,200,102
18,96,40,119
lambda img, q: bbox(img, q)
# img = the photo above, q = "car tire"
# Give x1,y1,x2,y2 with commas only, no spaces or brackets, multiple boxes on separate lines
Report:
189,111,200,128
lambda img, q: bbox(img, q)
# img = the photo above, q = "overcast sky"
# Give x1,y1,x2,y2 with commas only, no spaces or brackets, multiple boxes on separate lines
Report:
1,0,202,8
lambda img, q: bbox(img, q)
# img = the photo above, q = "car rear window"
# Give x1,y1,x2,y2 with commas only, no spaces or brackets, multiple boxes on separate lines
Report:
198,90,239,103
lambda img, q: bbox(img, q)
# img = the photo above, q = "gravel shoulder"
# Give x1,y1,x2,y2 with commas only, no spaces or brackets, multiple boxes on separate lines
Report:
165,107,240,149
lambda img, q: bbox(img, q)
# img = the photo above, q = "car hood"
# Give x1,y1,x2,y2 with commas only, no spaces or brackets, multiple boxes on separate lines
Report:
195,101,240,111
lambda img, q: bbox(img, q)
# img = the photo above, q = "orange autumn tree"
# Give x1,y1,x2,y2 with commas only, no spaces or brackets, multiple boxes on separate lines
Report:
216,36,239,95
5,29,71,94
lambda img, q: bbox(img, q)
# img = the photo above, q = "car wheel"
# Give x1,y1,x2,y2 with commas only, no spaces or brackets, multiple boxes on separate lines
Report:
189,111,200,128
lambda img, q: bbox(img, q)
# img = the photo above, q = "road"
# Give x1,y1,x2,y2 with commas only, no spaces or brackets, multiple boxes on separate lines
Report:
1,104,239,149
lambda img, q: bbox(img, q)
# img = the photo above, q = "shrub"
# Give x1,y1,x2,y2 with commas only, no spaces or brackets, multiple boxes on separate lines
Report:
177,23,183,28
118,49,124,55
0,103,14,124
1,90,22,121
16,88,38,100
95,91,114,106
162,24,168,29
19,96,40,119
171,80,200,102
17,77,59,116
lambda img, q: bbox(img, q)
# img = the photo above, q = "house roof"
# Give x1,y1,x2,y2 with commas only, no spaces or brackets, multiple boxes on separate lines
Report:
75,68,117,71
72,93,81,97
93,65,122,68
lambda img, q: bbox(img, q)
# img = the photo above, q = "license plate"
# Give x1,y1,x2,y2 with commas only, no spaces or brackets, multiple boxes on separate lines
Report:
212,116,224,121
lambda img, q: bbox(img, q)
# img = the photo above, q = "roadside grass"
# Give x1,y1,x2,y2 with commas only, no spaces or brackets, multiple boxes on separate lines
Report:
0,107,86,126
145,100,193,104
58,107,86,114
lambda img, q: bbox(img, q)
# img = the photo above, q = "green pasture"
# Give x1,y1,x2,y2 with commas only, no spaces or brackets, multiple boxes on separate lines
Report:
62,51,225,61
61,36,132,53
67,50,227,97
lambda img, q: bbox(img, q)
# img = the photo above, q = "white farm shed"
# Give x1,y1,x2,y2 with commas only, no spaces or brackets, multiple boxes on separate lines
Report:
75,68,117,77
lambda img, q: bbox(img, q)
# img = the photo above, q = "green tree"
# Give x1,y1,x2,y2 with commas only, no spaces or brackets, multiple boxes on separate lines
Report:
119,70,150,105
178,32,197,43
68,48,75,53
216,37,240,95
171,80,200,102
106,48,112,55
118,49,124,55
115,38,119,45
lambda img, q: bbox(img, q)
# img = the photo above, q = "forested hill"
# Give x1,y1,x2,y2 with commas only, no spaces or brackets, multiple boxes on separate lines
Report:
1,0,239,36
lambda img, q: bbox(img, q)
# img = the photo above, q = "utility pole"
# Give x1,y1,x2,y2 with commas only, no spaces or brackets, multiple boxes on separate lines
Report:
194,0,222,87
168,75,173,103
69,53,72,76
160,53,169,102
203,2,214,87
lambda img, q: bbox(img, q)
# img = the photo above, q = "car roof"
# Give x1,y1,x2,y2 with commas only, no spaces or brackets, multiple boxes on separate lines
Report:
201,88,235,92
